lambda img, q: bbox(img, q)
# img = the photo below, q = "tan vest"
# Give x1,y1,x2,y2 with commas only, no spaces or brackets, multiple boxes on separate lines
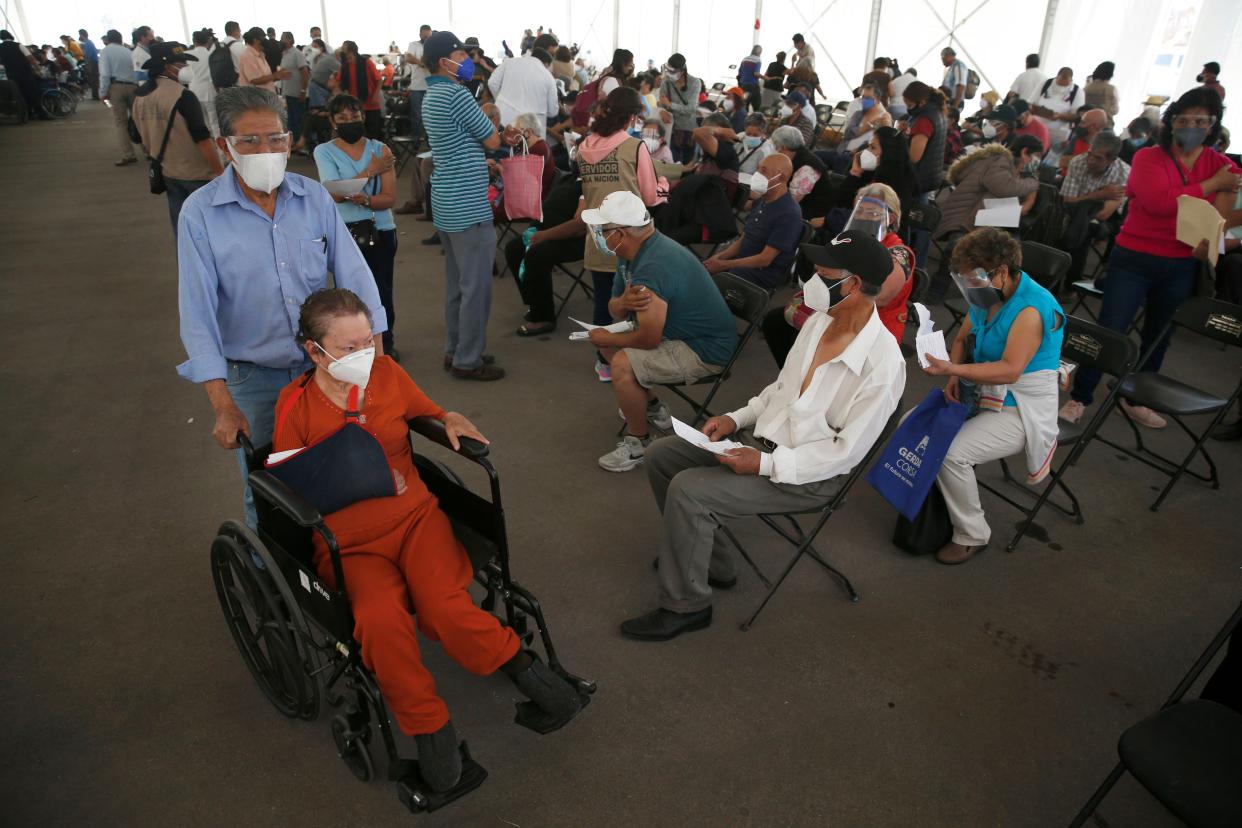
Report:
579,135,643,273
132,76,216,183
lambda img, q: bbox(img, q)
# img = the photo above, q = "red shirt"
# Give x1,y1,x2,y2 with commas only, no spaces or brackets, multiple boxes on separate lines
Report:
1116,146,1241,258
1015,117,1050,152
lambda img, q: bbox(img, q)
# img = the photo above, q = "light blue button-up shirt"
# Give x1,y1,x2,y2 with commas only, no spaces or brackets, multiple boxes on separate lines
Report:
98,42,135,98
176,167,387,384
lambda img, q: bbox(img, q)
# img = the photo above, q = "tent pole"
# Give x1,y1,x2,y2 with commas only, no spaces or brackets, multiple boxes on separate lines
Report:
753,0,763,47
612,0,620,51
319,0,329,45
672,0,681,55
1038,0,1059,65
178,0,191,43
13,0,31,44
865,0,882,70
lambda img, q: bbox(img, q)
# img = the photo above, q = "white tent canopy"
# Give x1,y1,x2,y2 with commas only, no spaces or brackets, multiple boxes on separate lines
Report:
6,0,1241,131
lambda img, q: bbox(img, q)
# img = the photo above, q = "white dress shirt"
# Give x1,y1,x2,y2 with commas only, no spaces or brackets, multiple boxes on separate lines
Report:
227,38,247,70
179,46,216,107
132,43,151,82
1008,68,1046,104
405,40,429,91
487,55,558,125
726,305,906,485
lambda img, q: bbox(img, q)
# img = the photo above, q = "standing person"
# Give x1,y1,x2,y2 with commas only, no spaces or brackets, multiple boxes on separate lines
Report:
131,26,154,85
303,26,329,64
737,45,763,112
315,94,400,357
0,30,48,120
132,42,223,237
337,41,384,139
222,21,247,70
180,30,219,136
403,24,432,144
421,30,506,381
659,53,703,163
97,30,139,160
789,33,815,71
1059,88,1242,429
60,34,84,63
238,27,287,92
939,46,968,112
760,50,787,111
177,86,387,528
278,32,310,150
1083,61,1119,118
902,80,947,266
77,29,99,99
1005,54,1044,106
1029,66,1085,147
596,48,635,98
487,34,558,126
1198,61,1226,102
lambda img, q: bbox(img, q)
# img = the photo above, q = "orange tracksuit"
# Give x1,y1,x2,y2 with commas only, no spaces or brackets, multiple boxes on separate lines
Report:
272,358,519,735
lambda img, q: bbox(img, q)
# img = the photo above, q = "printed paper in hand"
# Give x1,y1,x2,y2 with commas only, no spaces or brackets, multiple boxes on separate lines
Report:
974,196,1021,228
913,302,950,369
1176,194,1226,267
671,416,745,455
568,317,636,341
321,178,367,196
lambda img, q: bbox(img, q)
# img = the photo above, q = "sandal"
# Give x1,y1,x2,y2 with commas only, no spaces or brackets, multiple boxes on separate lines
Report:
517,321,556,337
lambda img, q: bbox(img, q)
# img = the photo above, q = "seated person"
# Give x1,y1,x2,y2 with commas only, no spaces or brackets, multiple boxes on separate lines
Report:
503,174,586,336
921,228,1065,565
703,154,801,290
619,232,906,640
582,192,738,473
1118,116,1156,165
499,111,557,199
1059,132,1130,283
1056,107,1109,175
935,135,1042,241
839,82,893,148
737,113,775,176
721,85,748,132
639,117,675,164
831,126,918,226
780,90,817,149
1011,99,1050,153
763,186,915,365
769,124,834,221
272,289,583,791
978,103,1018,149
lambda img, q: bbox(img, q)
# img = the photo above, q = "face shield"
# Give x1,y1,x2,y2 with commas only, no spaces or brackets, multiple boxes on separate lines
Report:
845,196,891,242
950,266,1004,309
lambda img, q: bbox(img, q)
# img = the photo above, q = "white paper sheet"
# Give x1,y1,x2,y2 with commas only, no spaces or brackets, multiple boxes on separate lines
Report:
846,130,874,152
567,317,636,341
265,447,306,465
321,178,367,196
913,302,950,370
671,416,745,456
974,196,1021,228
416,150,434,159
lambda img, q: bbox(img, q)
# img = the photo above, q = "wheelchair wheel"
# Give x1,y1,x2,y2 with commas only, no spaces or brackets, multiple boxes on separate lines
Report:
331,714,374,782
211,522,321,720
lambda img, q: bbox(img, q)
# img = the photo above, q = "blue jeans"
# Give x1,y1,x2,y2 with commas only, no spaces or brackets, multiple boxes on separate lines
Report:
1071,245,1197,405
285,96,306,142
226,360,308,527
166,178,208,241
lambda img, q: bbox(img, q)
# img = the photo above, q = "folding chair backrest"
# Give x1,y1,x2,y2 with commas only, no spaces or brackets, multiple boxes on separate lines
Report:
1172,296,1242,350
828,401,905,510
907,201,941,236
1063,316,1138,379
714,271,770,327
1020,240,1072,294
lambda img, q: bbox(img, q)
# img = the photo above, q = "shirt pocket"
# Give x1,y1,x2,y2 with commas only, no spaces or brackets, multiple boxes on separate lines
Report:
300,238,330,282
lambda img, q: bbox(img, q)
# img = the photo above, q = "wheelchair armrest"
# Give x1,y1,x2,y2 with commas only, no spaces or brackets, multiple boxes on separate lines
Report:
247,470,325,528
408,415,490,460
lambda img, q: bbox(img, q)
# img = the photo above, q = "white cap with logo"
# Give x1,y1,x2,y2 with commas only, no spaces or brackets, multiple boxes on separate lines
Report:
580,191,652,228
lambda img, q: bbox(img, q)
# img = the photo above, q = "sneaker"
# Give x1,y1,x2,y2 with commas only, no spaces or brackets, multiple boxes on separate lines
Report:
451,363,506,381
599,435,647,472
595,359,612,383
1121,399,1167,429
616,400,673,430
1058,400,1085,424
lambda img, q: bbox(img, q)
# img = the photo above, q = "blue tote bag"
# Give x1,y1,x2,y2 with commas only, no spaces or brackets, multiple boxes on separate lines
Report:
866,388,969,520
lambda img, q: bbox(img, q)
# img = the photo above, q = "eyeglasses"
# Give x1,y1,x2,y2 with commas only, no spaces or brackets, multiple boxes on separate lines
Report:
226,132,292,152
1171,115,1215,129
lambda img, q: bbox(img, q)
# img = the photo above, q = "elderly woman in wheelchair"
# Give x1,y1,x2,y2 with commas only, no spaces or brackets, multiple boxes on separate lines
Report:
231,288,585,797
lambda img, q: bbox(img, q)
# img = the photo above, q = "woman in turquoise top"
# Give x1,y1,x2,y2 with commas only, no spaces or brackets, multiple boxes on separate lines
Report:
923,228,1065,565
314,94,400,357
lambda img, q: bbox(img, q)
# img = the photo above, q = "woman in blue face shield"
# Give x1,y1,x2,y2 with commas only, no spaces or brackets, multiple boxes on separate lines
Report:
921,228,1065,565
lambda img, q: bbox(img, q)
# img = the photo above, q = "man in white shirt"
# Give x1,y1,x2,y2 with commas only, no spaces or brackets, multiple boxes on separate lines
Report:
131,25,154,84
620,230,906,641
1006,53,1045,106
404,24,432,140
303,26,329,64
223,21,247,70
487,39,559,126
1030,66,1085,146
180,29,219,135
790,33,815,71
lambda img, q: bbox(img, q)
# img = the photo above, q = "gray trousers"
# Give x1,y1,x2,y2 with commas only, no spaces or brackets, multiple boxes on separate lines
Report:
439,220,497,370
646,436,842,613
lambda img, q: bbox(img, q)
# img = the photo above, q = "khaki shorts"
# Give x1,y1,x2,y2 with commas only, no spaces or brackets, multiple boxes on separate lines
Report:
623,340,722,388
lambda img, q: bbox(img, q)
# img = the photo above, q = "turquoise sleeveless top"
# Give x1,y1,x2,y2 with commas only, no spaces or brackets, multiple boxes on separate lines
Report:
968,271,1065,406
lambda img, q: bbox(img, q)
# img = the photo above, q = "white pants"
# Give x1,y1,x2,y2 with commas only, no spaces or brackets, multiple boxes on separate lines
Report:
936,407,1027,547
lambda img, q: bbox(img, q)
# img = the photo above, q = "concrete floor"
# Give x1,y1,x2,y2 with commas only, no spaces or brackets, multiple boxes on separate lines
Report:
2,104,1239,827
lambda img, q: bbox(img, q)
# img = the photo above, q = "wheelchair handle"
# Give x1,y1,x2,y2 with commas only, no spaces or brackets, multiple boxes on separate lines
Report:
237,432,254,456
408,416,489,461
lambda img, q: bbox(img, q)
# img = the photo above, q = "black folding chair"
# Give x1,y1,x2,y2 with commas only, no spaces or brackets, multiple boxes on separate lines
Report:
659,272,769,427
721,405,903,630
388,134,420,176
976,317,1139,551
787,220,815,287
1069,599,1242,828
1094,296,1242,511
551,260,594,321
1019,240,1073,295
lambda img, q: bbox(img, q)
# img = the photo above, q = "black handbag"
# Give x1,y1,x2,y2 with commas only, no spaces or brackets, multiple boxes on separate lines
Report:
148,93,185,196
891,481,953,555
346,217,378,248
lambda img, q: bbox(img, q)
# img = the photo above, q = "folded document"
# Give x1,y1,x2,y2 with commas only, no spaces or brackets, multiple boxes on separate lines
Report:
913,302,950,369
671,416,744,456
568,317,636,341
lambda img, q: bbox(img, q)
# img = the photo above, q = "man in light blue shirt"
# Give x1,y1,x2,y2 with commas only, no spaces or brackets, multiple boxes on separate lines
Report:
178,86,386,526
98,29,140,165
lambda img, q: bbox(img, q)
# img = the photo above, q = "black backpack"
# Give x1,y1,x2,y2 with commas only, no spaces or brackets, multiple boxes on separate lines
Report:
209,42,237,89
1039,77,1079,104
262,39,282,72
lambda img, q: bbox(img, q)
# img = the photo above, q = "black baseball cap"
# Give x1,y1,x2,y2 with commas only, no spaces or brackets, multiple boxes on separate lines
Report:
1010,99,1030,117
800,231,893,286
424,30,466,66
142,41,197,71
986,104,1017,127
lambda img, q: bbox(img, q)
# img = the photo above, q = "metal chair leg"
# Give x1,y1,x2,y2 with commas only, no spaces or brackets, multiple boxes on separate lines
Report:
1067,762,1126,828
740,543,810,632
718,525,772,589
1151,414,1224,511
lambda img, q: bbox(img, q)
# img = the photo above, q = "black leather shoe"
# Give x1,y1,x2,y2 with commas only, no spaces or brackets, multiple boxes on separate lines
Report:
421,232,441,245
443,353,496,370
650,556,736,590
620,607,712,641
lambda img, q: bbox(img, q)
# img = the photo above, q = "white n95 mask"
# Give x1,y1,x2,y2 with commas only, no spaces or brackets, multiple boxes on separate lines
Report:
802,274,852,313
316,343,376,389
748,172,770,196
228,144,288,193
981,121,998,139
779,104,794,118
858,148,879,171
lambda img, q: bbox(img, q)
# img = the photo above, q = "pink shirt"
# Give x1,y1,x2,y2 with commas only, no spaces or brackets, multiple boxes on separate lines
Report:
1116,146,1240,258
238,47,274,91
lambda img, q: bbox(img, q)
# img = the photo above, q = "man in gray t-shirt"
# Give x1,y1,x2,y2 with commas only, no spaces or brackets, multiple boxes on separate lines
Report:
278,33,310,144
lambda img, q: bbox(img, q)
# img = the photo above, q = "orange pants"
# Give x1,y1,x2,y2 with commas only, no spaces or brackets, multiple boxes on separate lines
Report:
316,501,520,735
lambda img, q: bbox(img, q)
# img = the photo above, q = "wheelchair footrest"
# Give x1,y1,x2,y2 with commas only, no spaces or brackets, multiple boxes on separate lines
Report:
514,689,592,735
396,742,487,814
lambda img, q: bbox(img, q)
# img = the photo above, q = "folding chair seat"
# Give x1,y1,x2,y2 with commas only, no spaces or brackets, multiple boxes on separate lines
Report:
388,134,420,176
720,406,903,630
658,272,769,427
1070,599,1242,828
975,317,1139,551
1094,296,1242,511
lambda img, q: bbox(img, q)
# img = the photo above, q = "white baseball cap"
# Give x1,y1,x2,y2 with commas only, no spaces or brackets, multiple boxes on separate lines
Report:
580,191,652,228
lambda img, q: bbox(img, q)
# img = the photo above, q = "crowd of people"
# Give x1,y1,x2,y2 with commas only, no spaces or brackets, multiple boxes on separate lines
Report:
13,13,1241,796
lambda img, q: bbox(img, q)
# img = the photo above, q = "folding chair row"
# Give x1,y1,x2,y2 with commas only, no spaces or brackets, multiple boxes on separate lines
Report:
944,241,1071,337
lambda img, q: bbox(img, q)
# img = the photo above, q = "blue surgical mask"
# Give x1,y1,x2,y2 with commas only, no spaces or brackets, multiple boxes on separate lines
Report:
860,97,876,111
445,56,475,83
1127,135,1147,147
591,227,618,256
742,135,763,150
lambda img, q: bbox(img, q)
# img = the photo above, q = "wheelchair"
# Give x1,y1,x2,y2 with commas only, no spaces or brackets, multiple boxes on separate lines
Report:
209,416,595,813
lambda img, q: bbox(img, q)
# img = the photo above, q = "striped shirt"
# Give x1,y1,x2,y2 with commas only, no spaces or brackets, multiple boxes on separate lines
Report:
423,75,495,233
